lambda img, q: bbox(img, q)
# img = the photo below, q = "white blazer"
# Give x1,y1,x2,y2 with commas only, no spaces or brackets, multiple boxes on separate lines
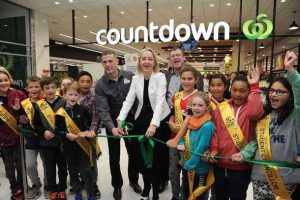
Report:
117,72,170,127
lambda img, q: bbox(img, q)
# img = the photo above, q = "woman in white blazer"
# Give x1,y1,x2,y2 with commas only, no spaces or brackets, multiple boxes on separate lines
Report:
117,48,170,200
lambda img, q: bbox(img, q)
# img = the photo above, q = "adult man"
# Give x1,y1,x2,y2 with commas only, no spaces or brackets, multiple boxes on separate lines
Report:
163,47,203,200
95,51,141,200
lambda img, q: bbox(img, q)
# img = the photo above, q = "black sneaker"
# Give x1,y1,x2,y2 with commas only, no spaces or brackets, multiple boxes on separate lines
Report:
94,185,101,199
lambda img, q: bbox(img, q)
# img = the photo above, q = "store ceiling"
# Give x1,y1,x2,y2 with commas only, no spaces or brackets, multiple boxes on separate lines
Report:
7,0,300,64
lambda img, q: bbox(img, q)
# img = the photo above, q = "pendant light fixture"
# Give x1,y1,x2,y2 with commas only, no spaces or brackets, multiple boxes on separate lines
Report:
259,42,265,49
247,51,252,56
289,11,299,30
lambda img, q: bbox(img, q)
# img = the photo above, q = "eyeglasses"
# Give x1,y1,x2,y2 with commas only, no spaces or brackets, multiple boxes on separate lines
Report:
269,88,289,96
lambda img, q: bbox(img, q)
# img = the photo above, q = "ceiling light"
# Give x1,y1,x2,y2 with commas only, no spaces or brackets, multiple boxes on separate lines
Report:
178,6,182,9
259,42,265,49
247,51,252,56
226,2,231,6
120,11,124,14
282,46,286,49
3,24,8,27
54,2,60,5
289,11,299,30
214,47,218,50
83,15,88,18
280,0,286,2
148,8,152,12
210,4,214,7
236,39,239,42
68,0,73,2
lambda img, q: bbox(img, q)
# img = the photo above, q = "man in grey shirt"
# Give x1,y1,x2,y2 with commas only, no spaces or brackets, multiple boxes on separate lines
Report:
95,50,141,200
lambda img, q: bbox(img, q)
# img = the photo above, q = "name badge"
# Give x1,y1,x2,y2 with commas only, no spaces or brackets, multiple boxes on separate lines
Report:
124,78,130,84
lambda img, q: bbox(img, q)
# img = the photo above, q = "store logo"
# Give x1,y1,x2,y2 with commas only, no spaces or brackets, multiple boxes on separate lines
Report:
96,19,230,45
243,13,273,40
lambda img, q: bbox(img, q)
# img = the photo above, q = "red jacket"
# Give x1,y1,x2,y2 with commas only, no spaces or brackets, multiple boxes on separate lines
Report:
0,88,26,147
210,83,264,170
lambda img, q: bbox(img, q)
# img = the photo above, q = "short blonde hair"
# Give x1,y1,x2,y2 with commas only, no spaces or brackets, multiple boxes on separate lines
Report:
63,82,80,94
0,66,13,83
137,48,160,74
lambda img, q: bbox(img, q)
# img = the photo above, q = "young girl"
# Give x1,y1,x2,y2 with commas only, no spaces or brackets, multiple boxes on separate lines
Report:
232,51,300,199
0,66,26,200
55,82,97,200
168,66,198,200
177,92,214,200
56,77,74,96
209,67,264,200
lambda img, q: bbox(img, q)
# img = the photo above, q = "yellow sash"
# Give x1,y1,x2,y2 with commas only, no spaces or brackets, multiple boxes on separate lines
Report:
174,91,184,132
91,137,102,156
219,102,247,150
257,115,291,200
56,107,95,165
36,99,55,130
210,101,217,111
0,104,19,136
184,129,215,200
21,98,34,127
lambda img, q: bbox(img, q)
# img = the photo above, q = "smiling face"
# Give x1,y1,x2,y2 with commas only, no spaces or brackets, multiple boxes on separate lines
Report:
209,78,226,101
268,81,290,110
65,88,79,106
180,71,197,93
101,54,119,76
42,83,57,101
0,73,11,95
191,96,209,118
170,49,185,71
27,81,41,100
231,81,250,106
78,75,92,94
140,50,155,74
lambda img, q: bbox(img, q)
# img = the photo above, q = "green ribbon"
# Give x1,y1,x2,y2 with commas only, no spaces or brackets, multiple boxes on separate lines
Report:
138,135,155,168
121,121,133,131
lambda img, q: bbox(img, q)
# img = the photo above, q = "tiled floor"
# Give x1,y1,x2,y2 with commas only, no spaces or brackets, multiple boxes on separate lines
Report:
0,137,253,200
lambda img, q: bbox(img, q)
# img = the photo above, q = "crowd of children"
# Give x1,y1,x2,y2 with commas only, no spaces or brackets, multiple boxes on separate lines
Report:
0,50,299,200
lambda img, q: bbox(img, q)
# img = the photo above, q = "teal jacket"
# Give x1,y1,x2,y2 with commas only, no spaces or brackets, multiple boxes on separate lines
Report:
180,121,214,175
241,70,300,184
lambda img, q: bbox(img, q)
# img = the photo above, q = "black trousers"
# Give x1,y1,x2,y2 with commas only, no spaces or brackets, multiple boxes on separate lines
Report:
214,165,251,200
64,149,96,196
158,116,171,183
40,147,68,192
106,128,139,189
2,144,23,192
182,169,208,200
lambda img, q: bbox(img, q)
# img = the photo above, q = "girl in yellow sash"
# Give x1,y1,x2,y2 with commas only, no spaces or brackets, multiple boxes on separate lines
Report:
55,82,97,200
0,66,26,200
232,51,300,200
168,66,198,200
177,92,214,200
209,67,264,200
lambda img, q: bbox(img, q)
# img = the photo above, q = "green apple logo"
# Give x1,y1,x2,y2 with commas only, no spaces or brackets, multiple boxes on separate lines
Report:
243,13,273,40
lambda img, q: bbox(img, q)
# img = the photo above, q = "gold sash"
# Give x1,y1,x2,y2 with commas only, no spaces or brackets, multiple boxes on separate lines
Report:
257,115,291,200
184,129,215,200
36,99,55,130
56,108,94,165
219,102,247,150
210,101,217,111
21,98,34,127
174,91,184,132
0,104,19,136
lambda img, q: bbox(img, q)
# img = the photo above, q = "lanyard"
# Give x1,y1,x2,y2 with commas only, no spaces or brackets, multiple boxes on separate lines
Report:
231,105,242,129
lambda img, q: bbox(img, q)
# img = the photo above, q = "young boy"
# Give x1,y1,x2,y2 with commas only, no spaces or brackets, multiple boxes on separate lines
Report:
55,82,97,200
33,77,67,200
77,71,101,199
20,76,45,199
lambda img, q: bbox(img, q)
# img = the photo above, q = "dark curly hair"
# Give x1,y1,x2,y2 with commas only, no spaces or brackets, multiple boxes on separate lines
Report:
264,77,294,125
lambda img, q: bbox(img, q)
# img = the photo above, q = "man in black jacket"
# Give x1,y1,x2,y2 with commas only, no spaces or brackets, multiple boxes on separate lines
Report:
95,51,141,200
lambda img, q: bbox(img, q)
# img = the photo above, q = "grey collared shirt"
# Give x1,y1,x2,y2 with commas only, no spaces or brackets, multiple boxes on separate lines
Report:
166,72,181,107
95,70,134,131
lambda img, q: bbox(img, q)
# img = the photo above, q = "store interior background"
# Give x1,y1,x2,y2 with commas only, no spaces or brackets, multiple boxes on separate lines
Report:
0,0,299,199
0,0,299,89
